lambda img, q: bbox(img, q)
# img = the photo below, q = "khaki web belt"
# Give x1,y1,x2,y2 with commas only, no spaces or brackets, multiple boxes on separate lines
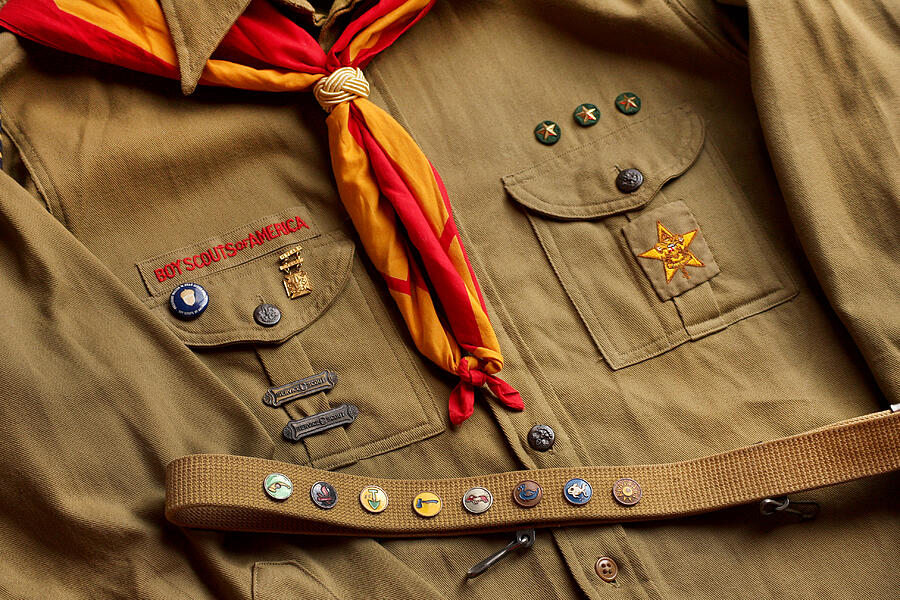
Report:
165,410,900,537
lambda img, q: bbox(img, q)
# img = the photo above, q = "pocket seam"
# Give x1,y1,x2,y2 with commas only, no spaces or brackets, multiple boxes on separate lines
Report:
304,271,444,470
144,236,354,345
252,561,340,600
503,105,705,220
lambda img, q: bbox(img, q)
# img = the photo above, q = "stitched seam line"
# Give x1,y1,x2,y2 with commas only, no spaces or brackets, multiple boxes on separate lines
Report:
0,101,70,226
504,105,690,182
503,108,703,219
662,0,749,66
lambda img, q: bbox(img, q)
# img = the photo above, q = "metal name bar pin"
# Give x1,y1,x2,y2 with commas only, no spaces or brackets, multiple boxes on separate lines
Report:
279,257,304,272
278,245,303,261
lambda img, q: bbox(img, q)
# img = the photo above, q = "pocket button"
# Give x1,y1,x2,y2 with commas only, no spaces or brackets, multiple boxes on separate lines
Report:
253,303,282,327
595,557,618,582
615,168,644,193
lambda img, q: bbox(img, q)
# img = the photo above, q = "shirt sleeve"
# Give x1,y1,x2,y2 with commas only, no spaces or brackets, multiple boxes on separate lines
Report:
747,0,900,403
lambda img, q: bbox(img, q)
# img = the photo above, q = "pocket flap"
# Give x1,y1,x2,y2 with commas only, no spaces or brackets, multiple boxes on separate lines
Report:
502,105,705,219
143,232,355,347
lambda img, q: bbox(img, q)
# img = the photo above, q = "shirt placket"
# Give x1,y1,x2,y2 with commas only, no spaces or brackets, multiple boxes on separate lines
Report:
365,44,663,600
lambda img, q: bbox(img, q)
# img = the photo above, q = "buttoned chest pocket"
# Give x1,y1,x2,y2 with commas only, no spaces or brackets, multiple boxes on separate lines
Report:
503,105,797,369
139,214,445,470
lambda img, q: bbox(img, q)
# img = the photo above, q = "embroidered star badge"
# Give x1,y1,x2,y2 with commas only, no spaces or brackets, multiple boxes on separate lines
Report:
535,122,558,141
638,221,705,283
575,105,597,123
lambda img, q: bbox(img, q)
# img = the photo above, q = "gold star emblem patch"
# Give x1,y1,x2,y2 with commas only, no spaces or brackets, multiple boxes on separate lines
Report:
622,201,719,301
638,221,705,283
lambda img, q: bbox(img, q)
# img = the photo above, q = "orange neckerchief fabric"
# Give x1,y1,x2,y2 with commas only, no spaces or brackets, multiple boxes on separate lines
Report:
0,0,523,425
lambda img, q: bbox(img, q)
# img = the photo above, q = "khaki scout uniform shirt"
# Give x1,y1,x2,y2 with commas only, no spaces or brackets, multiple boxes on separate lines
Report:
0,0,898,598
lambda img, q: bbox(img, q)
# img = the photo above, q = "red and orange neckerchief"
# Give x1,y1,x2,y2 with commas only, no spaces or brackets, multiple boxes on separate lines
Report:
0,0,523,425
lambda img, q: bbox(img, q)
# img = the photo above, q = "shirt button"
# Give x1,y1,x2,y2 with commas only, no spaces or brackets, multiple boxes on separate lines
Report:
615,168,644,193
253,303,282,326
169,282,209,320
527,424,555,451
595,557,618,582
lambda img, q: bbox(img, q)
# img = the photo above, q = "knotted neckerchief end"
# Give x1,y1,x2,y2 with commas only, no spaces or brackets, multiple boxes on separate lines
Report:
448,360,524,426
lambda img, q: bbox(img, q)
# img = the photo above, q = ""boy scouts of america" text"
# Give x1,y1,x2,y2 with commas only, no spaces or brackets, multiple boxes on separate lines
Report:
152,216,310,283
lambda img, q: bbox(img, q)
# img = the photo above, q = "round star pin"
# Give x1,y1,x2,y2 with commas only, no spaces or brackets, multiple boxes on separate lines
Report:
615,92,641,115
573,103,599,126
534,120,560,145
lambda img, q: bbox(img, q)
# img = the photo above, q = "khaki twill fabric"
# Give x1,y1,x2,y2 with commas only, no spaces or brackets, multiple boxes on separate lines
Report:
167,410,900,536
0,0,899,599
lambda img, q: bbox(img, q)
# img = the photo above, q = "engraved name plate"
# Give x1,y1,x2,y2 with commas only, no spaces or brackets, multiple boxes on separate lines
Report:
282,404,359,442
262,370,338,407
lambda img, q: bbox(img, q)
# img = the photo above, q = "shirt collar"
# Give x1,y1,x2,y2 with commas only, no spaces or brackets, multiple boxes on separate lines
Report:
159,0,253,94
159,0,362,94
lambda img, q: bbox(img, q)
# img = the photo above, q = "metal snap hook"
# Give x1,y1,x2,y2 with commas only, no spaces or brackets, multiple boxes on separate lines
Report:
466,529,536,579
760,495,819,521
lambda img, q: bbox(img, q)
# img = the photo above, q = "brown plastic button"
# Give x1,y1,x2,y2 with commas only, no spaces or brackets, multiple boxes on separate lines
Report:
595,557,618,582
612,478,642,506
513,480,542,507
615,168,643,193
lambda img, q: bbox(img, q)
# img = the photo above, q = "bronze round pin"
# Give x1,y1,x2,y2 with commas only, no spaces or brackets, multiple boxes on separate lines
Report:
612,478,642,506
513,480,542,507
